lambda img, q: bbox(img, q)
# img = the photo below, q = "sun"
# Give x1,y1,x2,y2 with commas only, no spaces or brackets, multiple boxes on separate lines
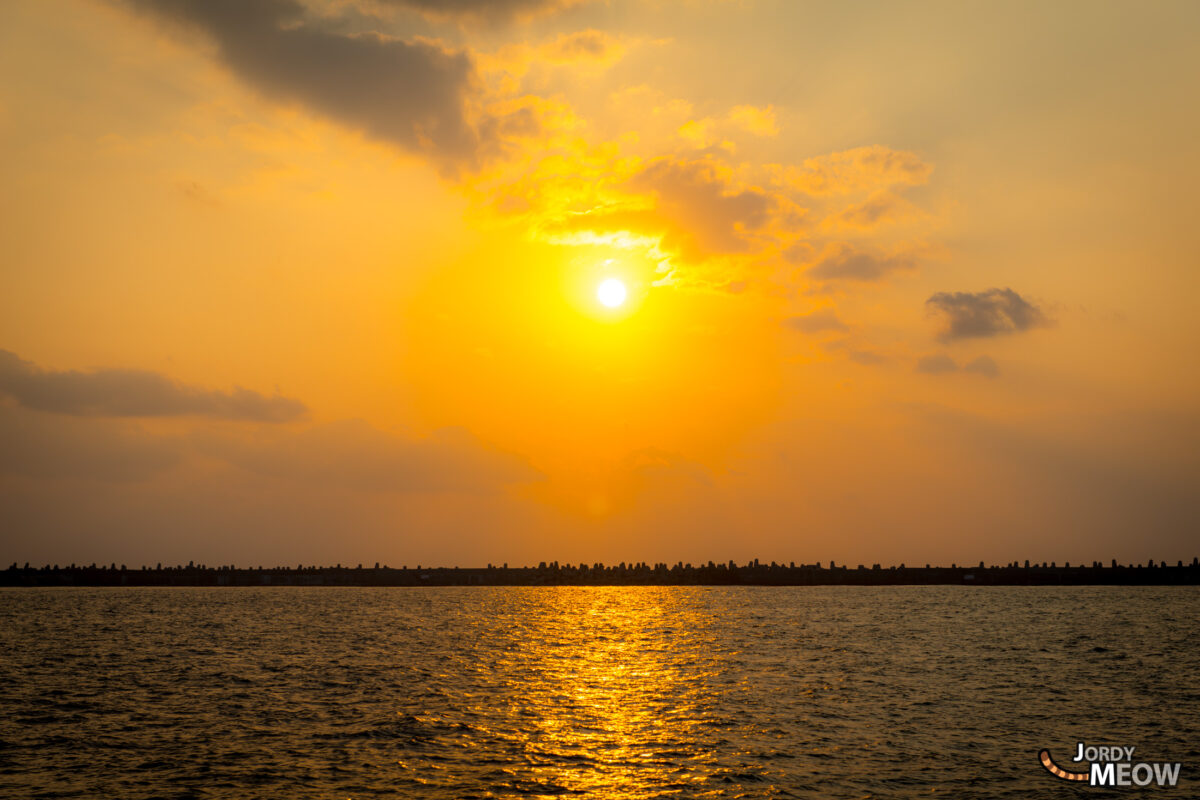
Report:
597,278,627,308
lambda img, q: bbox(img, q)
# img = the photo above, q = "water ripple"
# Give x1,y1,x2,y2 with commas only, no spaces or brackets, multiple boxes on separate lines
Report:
0,586,1196,798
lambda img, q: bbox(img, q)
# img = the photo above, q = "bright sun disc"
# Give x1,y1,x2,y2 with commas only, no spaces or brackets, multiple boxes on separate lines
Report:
597,278,627,308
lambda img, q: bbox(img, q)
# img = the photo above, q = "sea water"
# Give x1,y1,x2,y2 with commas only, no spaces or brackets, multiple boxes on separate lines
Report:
1,586,1196,798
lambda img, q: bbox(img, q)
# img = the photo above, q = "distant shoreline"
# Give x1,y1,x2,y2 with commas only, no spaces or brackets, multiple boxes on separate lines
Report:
4,560,1198,587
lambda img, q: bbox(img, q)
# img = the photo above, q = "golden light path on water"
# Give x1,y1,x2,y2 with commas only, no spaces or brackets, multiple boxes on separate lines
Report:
499,590,719,797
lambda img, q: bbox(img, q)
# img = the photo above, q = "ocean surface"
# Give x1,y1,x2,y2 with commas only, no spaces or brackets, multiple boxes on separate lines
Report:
1,586,1196,799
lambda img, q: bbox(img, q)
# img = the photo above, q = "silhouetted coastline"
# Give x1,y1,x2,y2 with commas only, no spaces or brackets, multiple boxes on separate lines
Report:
4,558,1198,586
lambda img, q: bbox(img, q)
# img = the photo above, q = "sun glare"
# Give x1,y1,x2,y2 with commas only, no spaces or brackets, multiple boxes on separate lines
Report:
597,278,627,308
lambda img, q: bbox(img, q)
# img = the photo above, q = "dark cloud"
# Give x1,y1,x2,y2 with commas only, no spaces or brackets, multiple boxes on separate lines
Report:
376,0,587,24
925,287,1049,340
915,353,957,374
127,0,481,168
783,308,847,334
0,350,305,422
963,355,1000,378
807,245,914,282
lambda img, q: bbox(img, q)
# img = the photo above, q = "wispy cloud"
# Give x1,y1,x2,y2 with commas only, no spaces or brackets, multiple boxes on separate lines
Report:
915,353,1000,377
915,353,958,375
779,145,932,196
374,0,593,24
963,355,1000,377
783,308,847,334
806,244,915,282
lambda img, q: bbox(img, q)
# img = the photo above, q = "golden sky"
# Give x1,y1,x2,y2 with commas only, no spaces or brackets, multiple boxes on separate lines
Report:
1,0,1198,567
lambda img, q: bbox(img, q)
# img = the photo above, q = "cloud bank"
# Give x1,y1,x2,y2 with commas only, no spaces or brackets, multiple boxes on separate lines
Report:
0,410,182,482
0,350,306,422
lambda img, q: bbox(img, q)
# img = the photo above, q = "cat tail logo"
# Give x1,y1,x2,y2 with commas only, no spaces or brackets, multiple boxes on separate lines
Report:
1039,750,1088,782
1039,746,1182,787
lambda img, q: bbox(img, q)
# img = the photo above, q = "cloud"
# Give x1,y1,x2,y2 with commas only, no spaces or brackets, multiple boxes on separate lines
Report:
963,354,1000,377
0,404,535,492
477,128,928,294
728,105,778,137
847,350,887,365
544,157,782,267
781,145,932,196
821,339,889,365
629,158,773,257
0,407,181,482
476,29,629,85
677,118,719,149
540,29,623,62
0,350,306,422
806,244,914,282
926,287,1050,340
915,353,958,374
915,353,999,377
824,190,917,231
674,105,778,150
473,94,583,162
783,308,847,334
199,419,540,492
374,0,591,24
127,0,482,169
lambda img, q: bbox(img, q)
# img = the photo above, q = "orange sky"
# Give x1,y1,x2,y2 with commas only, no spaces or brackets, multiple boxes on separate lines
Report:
1,0,1198,567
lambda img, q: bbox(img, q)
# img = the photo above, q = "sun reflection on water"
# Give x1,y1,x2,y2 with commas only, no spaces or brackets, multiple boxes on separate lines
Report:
480,588,726,798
